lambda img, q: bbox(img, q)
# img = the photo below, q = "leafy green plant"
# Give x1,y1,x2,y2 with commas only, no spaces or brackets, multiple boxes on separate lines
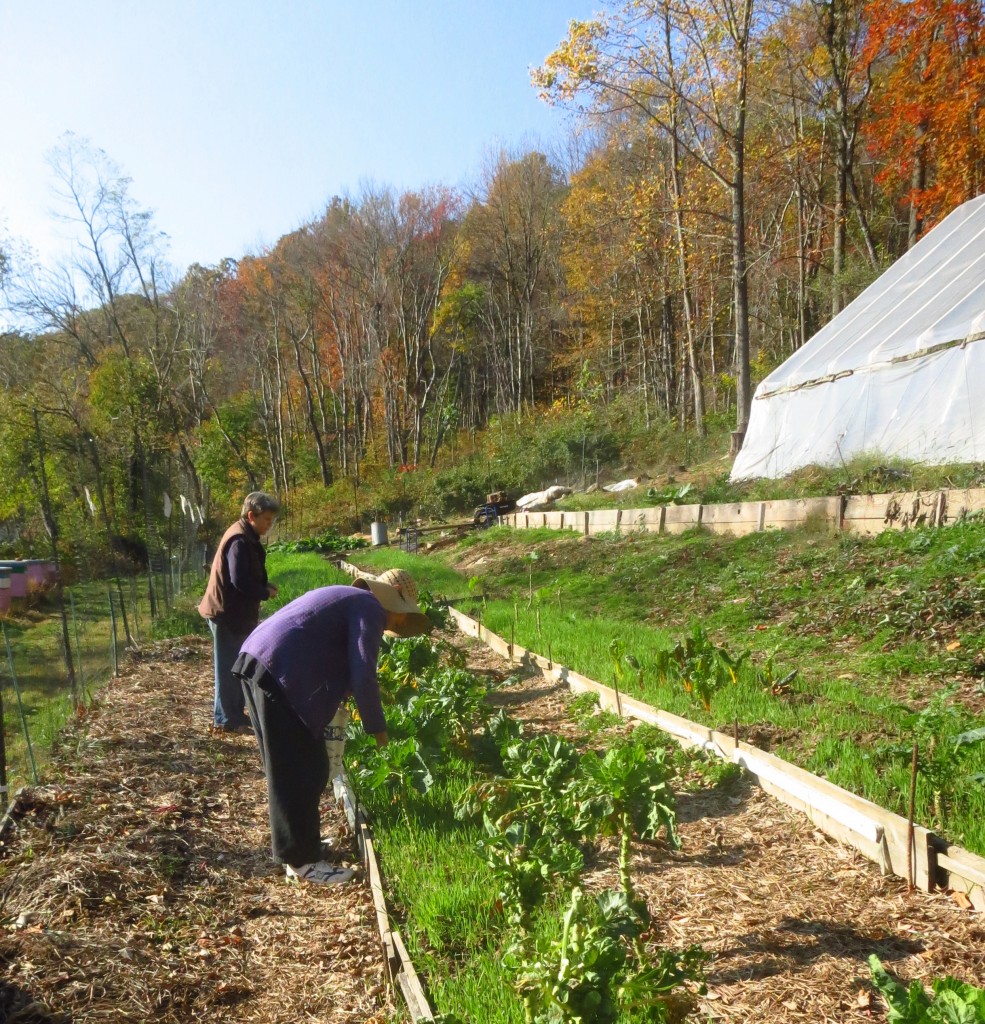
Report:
459,734,584,846
378,635,442,698
570,739,679,903
483,818,584,932
468,575,486,610
883,687,985,829
268,528,367,555
510,886,706,1024
869,955,985,1022
419,588,450,629
410,667,491,751
568,692,621,733
659,624,747,713
347,734,436,798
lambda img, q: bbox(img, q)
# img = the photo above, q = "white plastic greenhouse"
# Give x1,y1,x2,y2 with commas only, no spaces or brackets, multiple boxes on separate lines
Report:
731,193,985,480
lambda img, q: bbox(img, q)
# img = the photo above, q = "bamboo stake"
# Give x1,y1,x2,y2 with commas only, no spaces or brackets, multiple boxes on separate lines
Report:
908,740,919,891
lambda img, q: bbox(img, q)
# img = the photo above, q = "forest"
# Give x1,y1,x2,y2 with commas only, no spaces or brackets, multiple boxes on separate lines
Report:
2,0,984,563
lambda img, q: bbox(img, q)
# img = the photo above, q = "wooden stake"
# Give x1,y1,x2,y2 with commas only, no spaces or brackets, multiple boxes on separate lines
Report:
908,740,919,891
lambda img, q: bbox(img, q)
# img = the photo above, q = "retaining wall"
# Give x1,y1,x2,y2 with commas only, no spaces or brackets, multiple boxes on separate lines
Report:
506,486,985,539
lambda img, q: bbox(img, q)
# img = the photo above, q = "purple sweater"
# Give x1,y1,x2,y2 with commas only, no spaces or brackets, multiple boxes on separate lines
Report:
240,586,388,739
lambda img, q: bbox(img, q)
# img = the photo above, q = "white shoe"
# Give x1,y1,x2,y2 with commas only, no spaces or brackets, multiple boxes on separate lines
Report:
285,860,355,885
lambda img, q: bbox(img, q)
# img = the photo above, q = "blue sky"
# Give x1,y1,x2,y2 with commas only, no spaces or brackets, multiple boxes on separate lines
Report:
1,0,597,278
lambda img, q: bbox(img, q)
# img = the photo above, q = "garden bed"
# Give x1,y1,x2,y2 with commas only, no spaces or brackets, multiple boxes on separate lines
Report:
443,629,985,1022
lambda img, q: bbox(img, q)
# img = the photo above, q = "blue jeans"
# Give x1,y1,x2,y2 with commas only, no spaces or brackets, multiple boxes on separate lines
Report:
208,618,252,728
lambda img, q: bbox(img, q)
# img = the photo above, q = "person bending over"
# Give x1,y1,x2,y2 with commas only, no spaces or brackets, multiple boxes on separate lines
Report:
233,569,430,885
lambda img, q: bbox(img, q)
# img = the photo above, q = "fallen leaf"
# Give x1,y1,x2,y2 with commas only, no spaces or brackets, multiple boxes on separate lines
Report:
946,640,962,651
951,890,973,910
855,990,875,1009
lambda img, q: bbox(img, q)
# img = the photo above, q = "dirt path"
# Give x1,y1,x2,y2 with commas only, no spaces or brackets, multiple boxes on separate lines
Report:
458,630,985,1022
0,636,391,1024
2,629,983,1024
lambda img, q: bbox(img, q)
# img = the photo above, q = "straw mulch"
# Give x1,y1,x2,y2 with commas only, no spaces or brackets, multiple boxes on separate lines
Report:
470,634,985,1023
0,636,391,1024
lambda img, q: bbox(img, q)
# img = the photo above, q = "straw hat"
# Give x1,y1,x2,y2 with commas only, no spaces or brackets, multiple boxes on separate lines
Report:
352,568,431,637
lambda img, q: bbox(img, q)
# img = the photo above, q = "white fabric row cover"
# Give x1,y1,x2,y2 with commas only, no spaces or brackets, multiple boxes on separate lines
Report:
732,193,985,480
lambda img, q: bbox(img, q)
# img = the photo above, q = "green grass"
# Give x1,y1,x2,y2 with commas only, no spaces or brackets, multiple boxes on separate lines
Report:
263,550,351,609
348,521,985,855
348,546,472,599
357,761,527,1022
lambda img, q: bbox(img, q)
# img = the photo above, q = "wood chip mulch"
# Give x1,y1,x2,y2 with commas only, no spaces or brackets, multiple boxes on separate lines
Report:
464,631,985,1023
0,636,392,1024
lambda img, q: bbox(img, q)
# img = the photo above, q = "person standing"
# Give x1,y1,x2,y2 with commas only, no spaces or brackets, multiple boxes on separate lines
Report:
198,492,280,733
232,570,430,885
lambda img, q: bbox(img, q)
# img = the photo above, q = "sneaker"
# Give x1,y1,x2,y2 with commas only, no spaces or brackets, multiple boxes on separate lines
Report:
285,861,355,886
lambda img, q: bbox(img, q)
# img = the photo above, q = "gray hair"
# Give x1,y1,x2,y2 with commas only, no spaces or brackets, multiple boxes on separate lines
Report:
241,491,280,518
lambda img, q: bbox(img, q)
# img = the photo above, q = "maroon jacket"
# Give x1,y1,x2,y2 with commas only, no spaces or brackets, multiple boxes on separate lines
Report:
198,519,269,633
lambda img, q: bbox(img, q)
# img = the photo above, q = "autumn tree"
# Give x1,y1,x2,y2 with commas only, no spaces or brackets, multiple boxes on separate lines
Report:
536,0,782,445
865,0,985,241
461,150,567,415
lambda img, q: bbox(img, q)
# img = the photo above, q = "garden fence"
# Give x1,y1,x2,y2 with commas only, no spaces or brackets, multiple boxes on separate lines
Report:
0,495,209,802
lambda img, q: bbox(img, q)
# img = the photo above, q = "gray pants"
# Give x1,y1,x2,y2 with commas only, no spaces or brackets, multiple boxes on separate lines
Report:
208,618,252,729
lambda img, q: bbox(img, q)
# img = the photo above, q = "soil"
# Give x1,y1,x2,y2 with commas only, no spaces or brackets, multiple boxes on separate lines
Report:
2,627,983,1024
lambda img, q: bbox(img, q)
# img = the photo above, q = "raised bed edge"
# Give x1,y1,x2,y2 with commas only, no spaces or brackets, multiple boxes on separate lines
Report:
443,604,985,912
333,771,436,1021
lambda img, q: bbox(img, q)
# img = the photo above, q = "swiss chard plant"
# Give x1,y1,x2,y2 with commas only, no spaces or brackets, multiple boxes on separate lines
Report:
869,955,985,1023
510,886,706,1024
656,624,748,713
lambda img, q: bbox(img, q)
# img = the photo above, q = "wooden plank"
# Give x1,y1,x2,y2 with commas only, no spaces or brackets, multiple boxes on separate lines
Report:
842,491,942,535
701,502,761,527
362,828,397,979
587,509,621,536
761,496,841,529
663,503,703,534
392,929,435,1020
947,486,985,520
622,508,663,533
936,850,985,911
